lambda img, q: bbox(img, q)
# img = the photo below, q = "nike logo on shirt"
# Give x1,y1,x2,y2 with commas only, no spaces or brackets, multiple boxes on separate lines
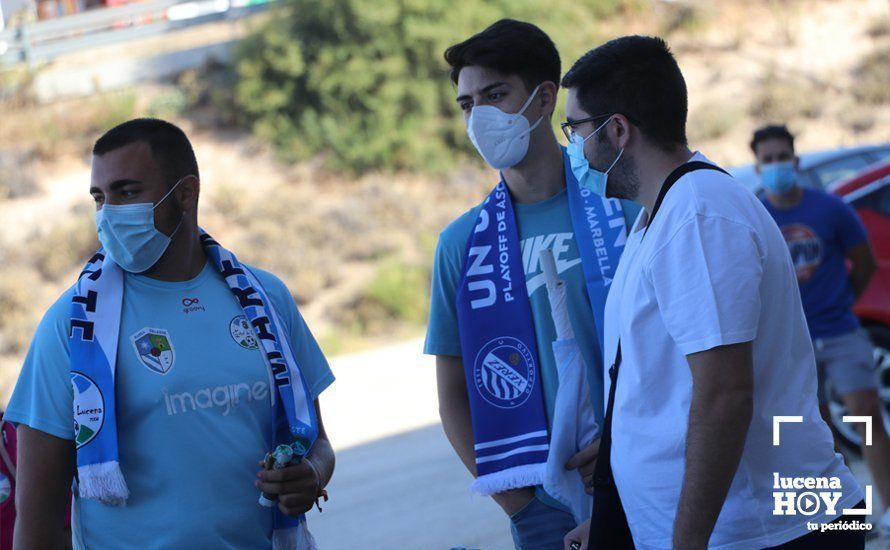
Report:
520,232,582,296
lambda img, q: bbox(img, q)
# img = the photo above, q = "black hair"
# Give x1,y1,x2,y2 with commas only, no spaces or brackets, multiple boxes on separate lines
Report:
750,124,795,154
444,19,561,92
561,35,687,151
93,118,199,183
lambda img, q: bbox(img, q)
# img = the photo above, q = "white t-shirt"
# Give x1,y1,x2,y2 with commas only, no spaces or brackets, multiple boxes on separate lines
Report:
604,153,863,549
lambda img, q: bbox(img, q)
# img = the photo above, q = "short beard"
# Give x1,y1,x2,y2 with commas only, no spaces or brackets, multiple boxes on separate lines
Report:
607,154,640,201
596,133,640,200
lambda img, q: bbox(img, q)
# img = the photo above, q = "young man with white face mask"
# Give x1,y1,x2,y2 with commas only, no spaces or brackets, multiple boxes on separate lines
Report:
561,37,866,550
6,118,335,549
753,125,890,537
424,19,638,549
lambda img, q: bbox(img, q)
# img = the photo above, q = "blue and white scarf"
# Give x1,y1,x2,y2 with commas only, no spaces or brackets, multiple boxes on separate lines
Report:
70,230,318,547
456,148,626,495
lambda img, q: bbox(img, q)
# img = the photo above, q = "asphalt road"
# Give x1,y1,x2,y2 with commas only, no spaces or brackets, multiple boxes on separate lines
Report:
313,339,888,549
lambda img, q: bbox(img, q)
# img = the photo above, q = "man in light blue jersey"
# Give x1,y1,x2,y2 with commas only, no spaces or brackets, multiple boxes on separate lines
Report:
6,118,335,549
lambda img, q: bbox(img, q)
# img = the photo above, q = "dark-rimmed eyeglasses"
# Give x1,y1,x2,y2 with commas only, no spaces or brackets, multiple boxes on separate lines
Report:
560,114,612,142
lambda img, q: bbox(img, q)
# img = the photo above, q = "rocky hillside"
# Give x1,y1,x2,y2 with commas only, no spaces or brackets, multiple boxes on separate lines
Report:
0,0,888,402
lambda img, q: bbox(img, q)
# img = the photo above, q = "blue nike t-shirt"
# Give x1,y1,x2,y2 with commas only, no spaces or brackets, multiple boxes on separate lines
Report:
424,188,637,507
762,188,868,338
5,260,334,549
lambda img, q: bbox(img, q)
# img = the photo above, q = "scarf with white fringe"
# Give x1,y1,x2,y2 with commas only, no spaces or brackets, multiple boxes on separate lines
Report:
456,148,627,495
69,230,319,548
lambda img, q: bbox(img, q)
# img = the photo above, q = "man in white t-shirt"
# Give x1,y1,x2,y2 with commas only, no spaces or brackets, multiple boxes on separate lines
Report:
561,36,866,549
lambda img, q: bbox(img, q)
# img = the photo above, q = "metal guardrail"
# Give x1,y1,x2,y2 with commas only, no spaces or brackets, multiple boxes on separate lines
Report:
0,0,273,67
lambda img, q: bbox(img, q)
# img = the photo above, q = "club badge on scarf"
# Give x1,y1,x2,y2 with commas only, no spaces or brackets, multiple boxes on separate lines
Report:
70,231,319,548
455,148,627,496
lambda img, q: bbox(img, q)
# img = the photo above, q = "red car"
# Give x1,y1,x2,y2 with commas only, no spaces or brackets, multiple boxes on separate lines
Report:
827,161,890,450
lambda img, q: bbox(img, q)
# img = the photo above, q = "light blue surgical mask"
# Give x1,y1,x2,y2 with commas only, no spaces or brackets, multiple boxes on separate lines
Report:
566,117,623,198
95,178,185,273
760,161,797,194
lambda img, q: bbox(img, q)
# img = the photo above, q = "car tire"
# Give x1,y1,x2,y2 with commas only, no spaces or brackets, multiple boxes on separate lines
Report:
826,324,890,455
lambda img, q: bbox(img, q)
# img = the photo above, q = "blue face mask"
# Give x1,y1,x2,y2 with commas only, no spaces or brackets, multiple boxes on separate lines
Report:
95,178,185,273
566,117,623,198
760,161,797,194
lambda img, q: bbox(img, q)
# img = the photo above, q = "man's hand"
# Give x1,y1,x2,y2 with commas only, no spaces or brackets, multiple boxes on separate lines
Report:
565,438,600,495
255,459,320,517
564,518,590,550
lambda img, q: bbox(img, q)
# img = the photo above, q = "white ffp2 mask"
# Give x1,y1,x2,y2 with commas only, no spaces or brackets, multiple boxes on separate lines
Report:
466,85,543,170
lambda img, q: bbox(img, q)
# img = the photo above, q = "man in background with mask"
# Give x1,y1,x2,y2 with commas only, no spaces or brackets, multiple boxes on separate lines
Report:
754,124,890,536
561,37,865,549
6,118,335,549
424,19,638,549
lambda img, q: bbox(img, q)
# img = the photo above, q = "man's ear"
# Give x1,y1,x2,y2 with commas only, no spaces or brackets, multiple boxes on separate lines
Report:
611,114,633,149
538,80,559,118
178,175,200,213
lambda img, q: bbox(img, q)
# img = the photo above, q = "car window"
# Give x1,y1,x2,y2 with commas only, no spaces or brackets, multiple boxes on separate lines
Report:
848,180,890,216
811,155,873,189
868,148,890,164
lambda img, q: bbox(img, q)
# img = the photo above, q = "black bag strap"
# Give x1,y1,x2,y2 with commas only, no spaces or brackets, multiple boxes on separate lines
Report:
645,161,729,236
588,160,728,549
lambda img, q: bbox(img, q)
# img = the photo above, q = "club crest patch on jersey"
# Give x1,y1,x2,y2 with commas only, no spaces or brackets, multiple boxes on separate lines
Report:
473,337,536,409
131,327,176,374
230,315,259,350
71,371,105,449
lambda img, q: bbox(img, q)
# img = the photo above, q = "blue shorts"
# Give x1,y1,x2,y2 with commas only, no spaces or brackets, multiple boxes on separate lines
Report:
814,329,878,404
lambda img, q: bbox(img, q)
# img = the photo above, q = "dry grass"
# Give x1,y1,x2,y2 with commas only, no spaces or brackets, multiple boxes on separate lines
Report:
0,264,52,355
0,150,38,200
748,69,824,123
866,15,890,38
853,45,890,105
0,90,137,159
688,101,744,143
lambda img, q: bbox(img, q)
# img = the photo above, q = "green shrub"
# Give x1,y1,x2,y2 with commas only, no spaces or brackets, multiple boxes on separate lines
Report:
363,258,430,325
147,88,189,120
177,59,243,127
328,257,430,335
232,0,637,173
